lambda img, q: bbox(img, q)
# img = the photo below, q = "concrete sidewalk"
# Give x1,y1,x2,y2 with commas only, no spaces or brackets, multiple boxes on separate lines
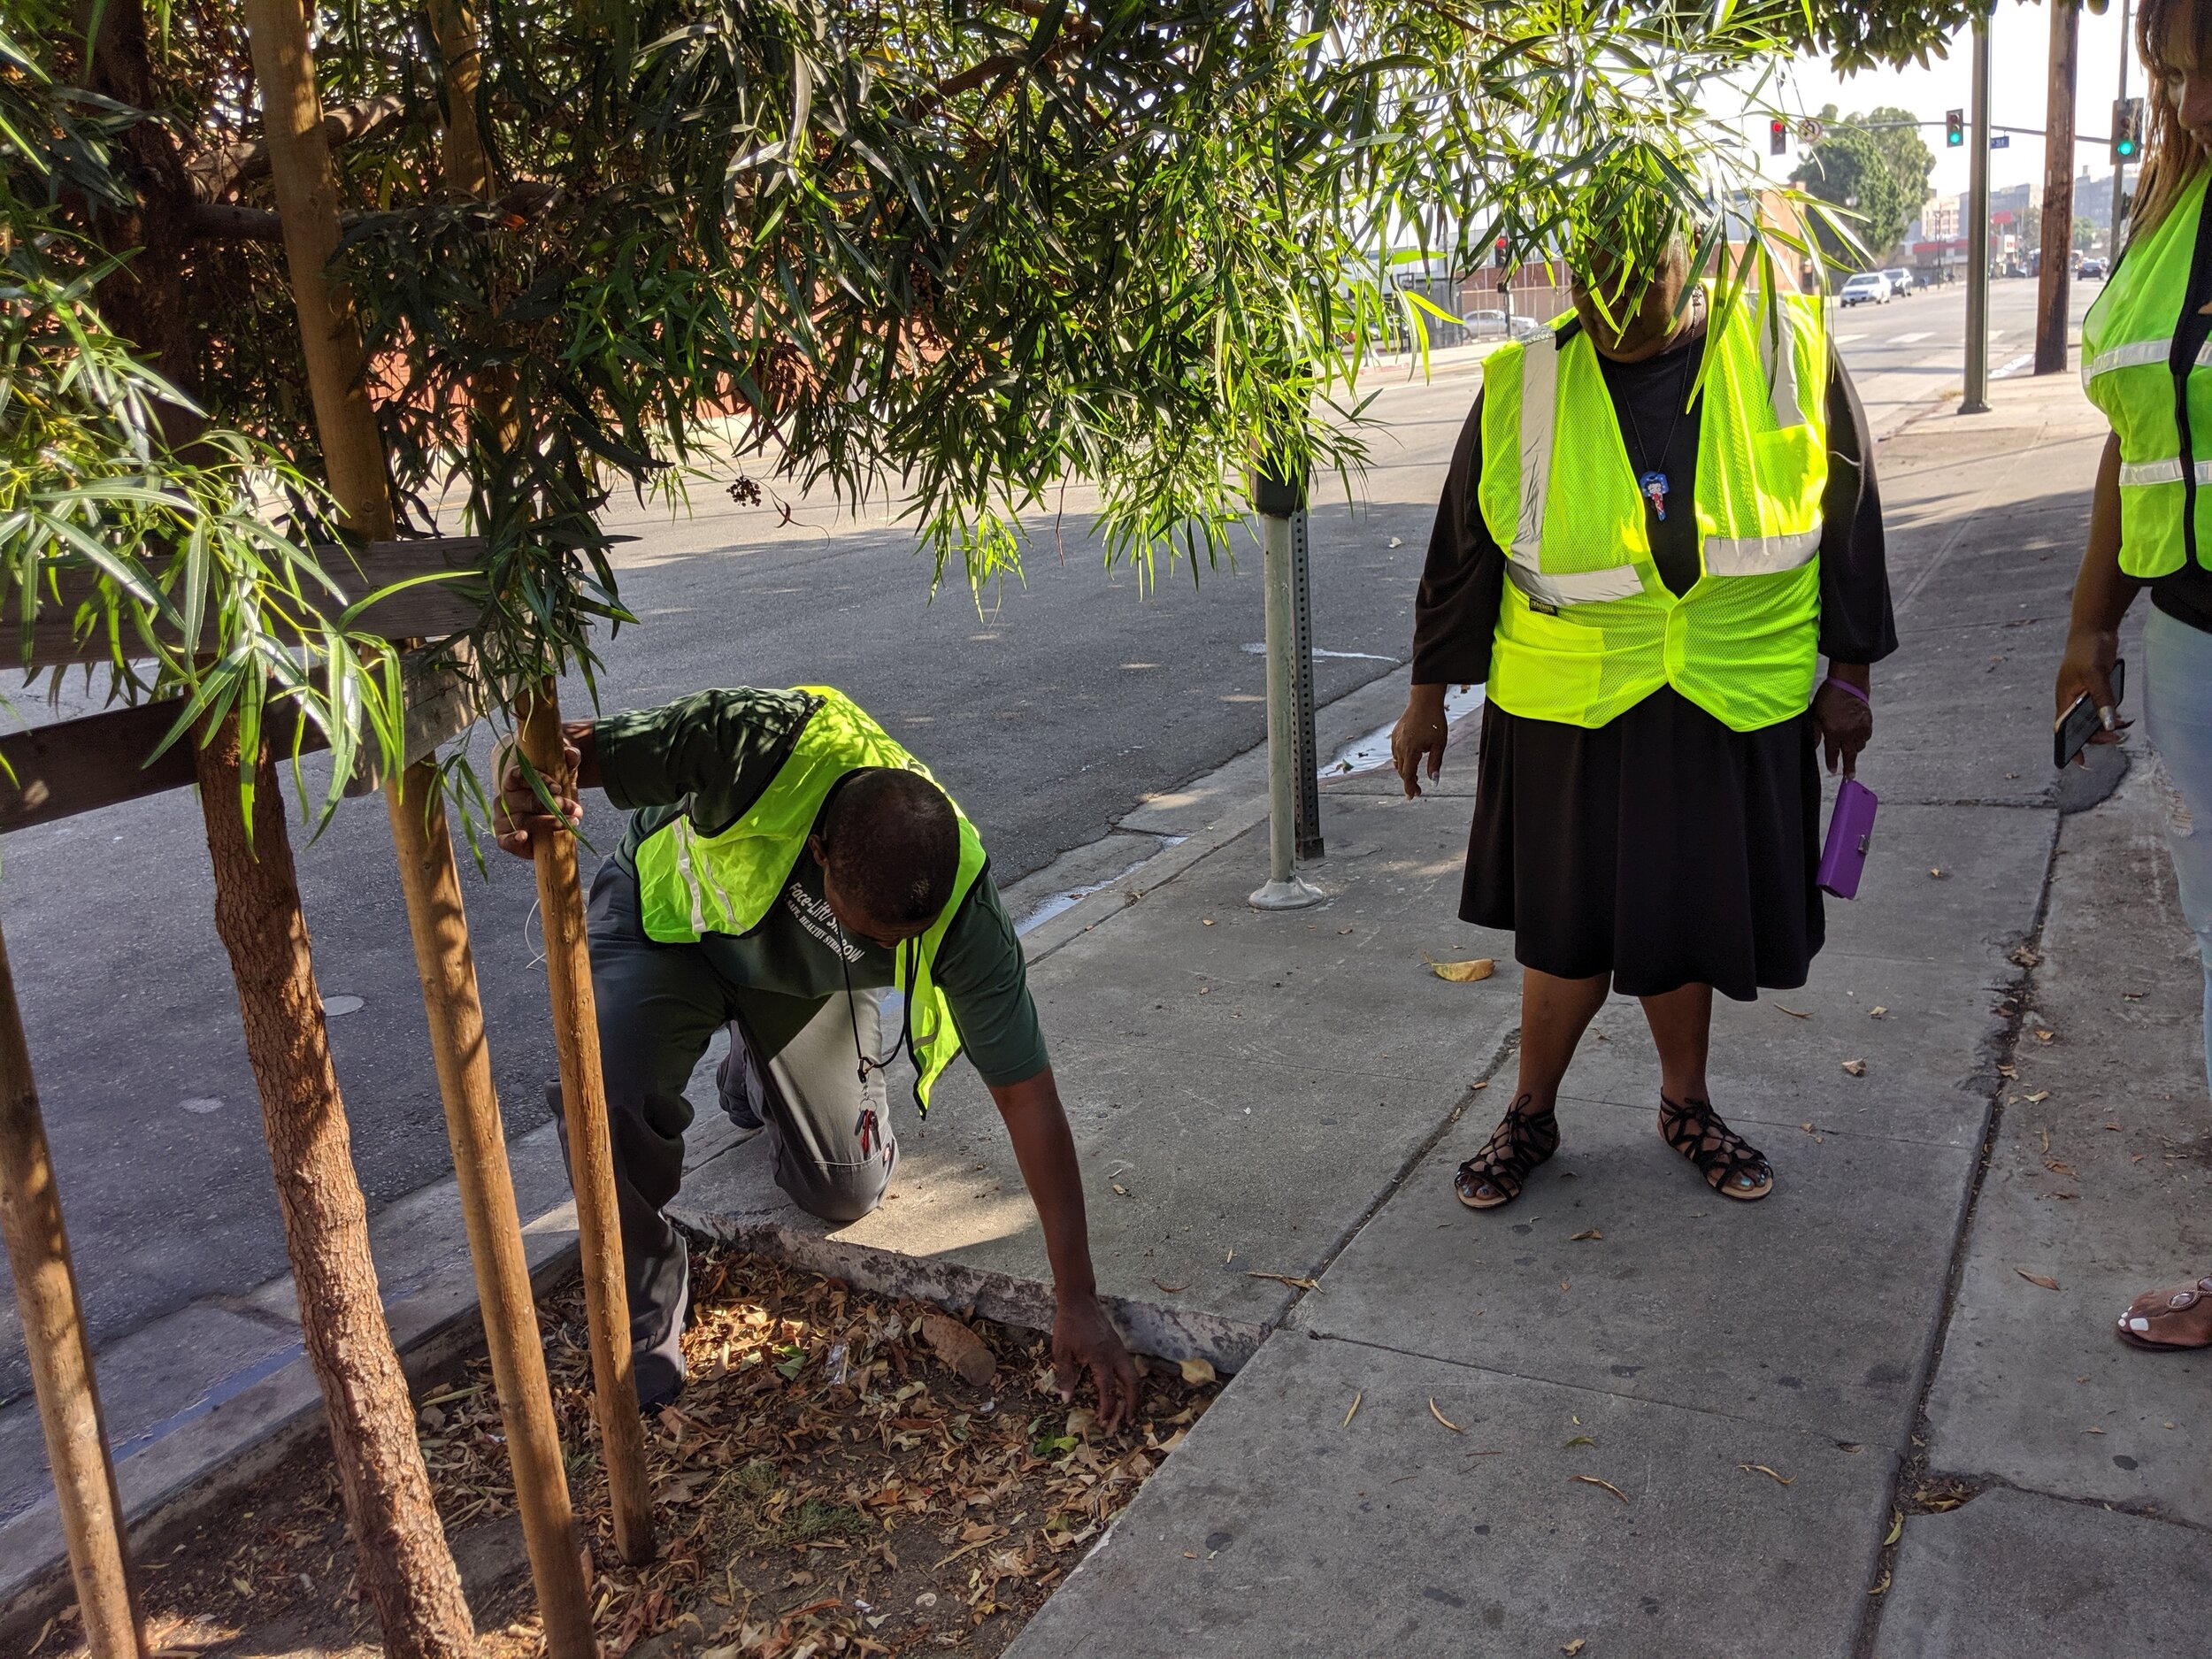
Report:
958,370,2203,1655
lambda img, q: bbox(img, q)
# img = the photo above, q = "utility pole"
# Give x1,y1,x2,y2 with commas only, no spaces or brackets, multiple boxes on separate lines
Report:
2113,0,2133,254
2036,0,2081,374
1964,16,1995,414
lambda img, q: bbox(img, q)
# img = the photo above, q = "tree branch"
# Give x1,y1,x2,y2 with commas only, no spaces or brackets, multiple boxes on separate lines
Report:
188,180,557,245
188,202,286,242
186,94,408,202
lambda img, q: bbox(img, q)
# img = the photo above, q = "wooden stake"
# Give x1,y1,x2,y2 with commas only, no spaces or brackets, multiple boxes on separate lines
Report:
520,683,657,1566
0,923,147,1659
386,767,597,1657
421,0,651,1571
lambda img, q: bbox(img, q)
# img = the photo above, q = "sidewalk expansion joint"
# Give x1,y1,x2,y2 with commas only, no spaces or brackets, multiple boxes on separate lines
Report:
1852,803,2064,1659
1904,1468,2212,1538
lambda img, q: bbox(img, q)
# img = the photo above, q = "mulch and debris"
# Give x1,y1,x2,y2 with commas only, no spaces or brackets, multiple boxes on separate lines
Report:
30,1245,1218,1659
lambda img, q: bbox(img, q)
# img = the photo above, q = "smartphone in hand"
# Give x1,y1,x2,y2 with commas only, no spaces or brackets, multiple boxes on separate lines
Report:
2055,657,2125,769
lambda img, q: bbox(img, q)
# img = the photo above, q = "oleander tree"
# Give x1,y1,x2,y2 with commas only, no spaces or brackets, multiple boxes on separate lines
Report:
6,2,1999,1652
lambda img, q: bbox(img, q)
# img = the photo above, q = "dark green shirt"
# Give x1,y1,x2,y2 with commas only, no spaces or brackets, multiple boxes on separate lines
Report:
595,687,1048,1087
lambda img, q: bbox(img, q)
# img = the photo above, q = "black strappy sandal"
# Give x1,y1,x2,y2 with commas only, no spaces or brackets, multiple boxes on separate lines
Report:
1455,1094,1560,1210
1658,1094,1774,1202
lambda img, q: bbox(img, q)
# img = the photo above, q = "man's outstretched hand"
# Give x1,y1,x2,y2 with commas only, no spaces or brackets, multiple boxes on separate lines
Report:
492,735,583,858
1053,1293,1140,1432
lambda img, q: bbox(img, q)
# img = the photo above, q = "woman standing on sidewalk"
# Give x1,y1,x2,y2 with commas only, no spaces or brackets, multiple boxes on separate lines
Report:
1389,206,1894,1211
2058,0,2212,1352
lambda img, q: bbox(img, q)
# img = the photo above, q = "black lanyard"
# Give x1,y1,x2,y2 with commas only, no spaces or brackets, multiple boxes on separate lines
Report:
836,925,918,1087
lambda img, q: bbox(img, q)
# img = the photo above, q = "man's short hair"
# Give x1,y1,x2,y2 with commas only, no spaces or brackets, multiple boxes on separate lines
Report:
821,768,960,927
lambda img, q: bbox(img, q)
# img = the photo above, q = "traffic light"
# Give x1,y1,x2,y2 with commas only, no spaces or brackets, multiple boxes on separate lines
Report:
1770,118,1788,156
1947,108,1965,148
2113,96,2144,164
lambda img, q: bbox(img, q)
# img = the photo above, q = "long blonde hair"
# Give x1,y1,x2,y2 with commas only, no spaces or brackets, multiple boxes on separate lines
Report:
2131,0,2212,242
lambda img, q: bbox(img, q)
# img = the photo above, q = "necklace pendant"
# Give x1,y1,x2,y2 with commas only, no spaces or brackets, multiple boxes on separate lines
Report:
1639,469,1671,522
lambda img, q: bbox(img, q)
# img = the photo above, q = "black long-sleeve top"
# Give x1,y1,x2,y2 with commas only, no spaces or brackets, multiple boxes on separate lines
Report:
1410,327,1899,686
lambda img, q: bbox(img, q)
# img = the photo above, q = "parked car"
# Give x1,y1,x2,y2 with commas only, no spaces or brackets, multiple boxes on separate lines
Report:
1883,268,1917,296
2079,257,2107,280
1839,272,1892,307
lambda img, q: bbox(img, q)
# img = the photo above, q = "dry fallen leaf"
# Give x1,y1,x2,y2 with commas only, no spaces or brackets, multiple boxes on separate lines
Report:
1202,918,1216,926
1429,1398,1466,1433
1841,1059,1867,1077
2035,1028,2055,1043
1427,955,1496,983
1571,1474,1629,1502
1563,1641,1587,1656
1870,1005,1888,1018
1151,1279,1188,1294
1775,1004,1811,1019
1883,1511,1903,1546
1343,1391,1363,1429
1869,1570,1892,1597
1179,1356,1217,1386
1740,1463,1795,1487
1570,1229,1603,1242
2024,1090,2051,1103
1246,1271,1321,1291
1110,1182,1133,1197
918,1310,998,1387
1929,867,1947,879
2016,1270,2062,1291
1563,1435,1596,1448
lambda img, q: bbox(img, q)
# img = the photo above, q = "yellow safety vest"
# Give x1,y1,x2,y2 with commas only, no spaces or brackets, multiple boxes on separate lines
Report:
1476,285,1830,731
631,687,987,1113
2081,165,2212,577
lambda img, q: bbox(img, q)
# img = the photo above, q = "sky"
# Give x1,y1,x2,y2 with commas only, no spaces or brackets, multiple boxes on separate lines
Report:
1745,3,2138,204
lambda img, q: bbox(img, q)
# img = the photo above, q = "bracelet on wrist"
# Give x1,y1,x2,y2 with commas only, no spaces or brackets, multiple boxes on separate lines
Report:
1821,675,1870,706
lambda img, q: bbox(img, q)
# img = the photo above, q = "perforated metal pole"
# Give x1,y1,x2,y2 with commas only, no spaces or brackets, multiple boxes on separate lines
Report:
1963,18,1994,415
1289,503,1324,861
1249,466,1324,910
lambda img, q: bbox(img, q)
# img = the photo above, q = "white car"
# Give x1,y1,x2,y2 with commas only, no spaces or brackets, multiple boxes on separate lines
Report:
1839,272,1892,307
1883,267,1916,296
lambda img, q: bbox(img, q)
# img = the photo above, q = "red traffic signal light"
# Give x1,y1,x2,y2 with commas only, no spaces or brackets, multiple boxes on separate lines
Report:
1770,118,1788,156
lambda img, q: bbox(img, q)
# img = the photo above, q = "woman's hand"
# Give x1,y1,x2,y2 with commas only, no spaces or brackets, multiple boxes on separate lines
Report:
2055,624,2129,763
1811,672,1873,777
1391,684,1452,799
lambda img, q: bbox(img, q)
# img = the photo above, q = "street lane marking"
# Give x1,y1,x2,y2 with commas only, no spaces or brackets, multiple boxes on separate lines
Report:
1836,333,1865,343
1893,331,1932,343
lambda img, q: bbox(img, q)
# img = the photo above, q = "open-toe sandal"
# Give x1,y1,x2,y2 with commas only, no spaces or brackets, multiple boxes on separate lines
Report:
2116,1275,2212,1351
1659,1094,1773,1202
1455,1095,1560,1210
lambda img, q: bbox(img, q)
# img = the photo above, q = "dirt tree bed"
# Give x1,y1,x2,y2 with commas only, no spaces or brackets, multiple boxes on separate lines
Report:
28,1245,1219,1658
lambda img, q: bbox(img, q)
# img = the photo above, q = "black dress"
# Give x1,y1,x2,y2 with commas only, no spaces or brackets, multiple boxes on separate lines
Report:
1411,322,1898,1002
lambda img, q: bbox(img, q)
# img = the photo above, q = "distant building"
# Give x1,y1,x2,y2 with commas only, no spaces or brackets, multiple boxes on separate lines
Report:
1923,195,1961,240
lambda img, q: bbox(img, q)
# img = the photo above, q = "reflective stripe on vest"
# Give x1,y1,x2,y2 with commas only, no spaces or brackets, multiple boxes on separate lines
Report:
1473,286,1829,733
2080,165,2212,578
630,687,987,1113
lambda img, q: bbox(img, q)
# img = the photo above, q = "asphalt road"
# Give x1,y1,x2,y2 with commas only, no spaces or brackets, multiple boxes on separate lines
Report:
0,276,2098,1402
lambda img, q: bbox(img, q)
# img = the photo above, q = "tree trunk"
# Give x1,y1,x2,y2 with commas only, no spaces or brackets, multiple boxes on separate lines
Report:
193,722,474,1659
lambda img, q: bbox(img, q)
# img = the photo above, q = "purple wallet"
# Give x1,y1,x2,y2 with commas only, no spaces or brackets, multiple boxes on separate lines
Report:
1816,778,1878,900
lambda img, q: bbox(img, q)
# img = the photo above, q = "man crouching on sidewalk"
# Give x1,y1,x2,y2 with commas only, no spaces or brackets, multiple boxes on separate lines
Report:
495,685,1138,1423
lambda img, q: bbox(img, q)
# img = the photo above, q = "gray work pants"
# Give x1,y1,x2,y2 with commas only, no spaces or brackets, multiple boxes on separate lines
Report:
581,859,896,1397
